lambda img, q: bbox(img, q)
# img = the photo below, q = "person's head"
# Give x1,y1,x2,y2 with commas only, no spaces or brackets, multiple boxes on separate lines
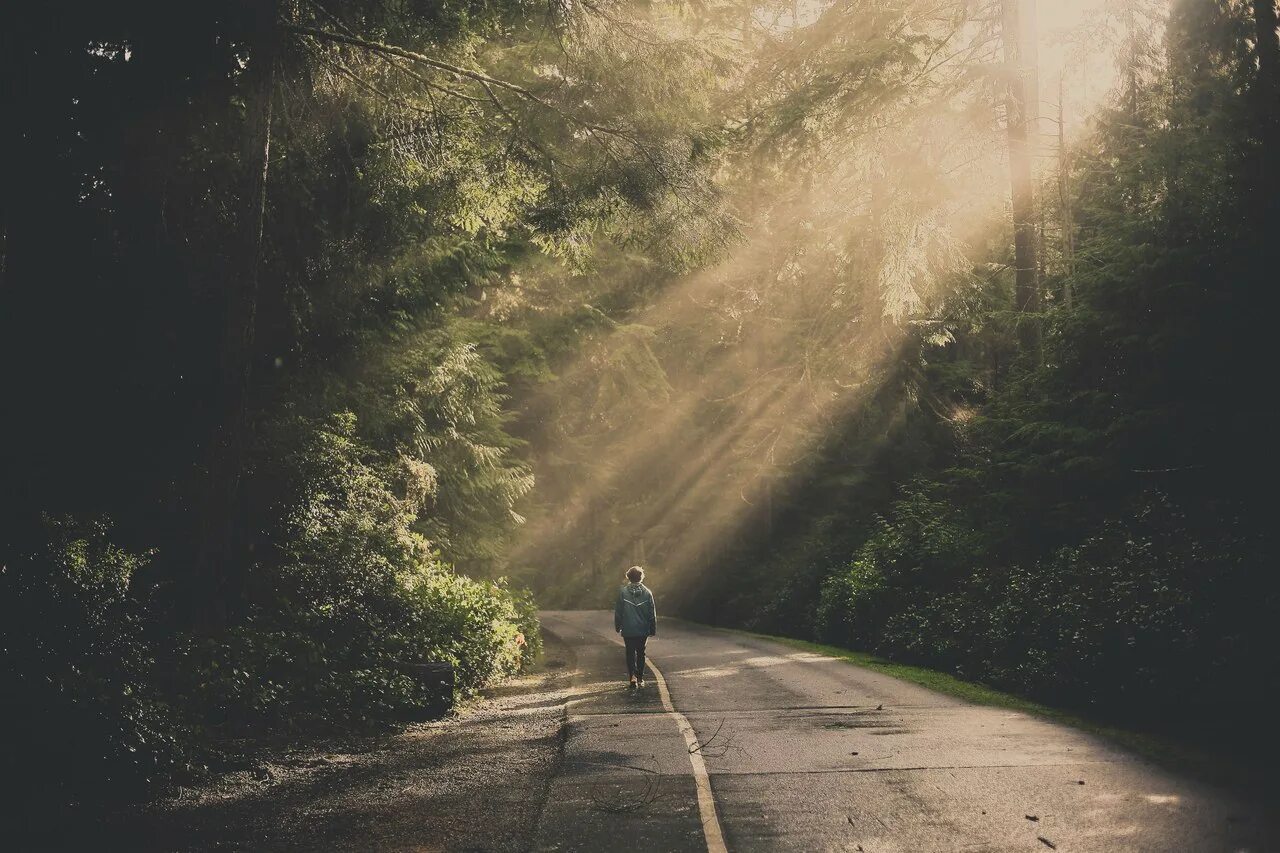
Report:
626,565,645,584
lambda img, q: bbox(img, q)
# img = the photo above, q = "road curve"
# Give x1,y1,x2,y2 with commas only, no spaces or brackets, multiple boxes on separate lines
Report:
534,611,1274,852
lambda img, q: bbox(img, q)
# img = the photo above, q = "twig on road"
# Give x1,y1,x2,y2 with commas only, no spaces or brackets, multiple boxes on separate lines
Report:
585,755,672,814
687,719,742,759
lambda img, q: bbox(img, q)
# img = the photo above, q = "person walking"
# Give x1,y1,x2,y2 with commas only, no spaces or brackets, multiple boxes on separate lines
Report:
614,566,657,688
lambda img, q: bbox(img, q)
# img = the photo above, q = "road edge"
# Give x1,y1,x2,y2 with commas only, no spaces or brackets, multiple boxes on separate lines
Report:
671,617,1272,798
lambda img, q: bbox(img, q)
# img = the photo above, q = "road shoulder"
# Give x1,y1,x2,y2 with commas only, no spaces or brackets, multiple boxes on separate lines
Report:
88,634,581,852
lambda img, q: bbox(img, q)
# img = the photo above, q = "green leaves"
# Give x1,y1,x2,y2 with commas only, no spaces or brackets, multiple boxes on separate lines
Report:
183,408,541,733
0,519,193,800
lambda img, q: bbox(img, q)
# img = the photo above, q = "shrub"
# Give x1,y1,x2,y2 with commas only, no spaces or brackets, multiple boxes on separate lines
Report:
179,413,540,733
815,482,990,651
2,410,543,817
0,518,190,802
816,487,1274,733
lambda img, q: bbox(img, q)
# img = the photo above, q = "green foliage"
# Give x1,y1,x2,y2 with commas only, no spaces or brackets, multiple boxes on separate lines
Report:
1,408,542,804
291,318,539,574
179,412,538,732
691,0,1280,757
0,519,192,799
818,490,1272,729
5,0,1278,812
1,0,719,815
814,483,991,650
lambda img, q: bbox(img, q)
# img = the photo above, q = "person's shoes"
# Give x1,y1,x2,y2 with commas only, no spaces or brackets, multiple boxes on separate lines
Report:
637,678,646,688
629,676,638,689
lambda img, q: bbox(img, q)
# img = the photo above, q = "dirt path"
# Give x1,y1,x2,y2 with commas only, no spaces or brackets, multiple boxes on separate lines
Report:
74,634,581,852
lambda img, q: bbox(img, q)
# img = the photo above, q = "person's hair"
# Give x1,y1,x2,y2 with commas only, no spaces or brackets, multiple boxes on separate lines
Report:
626,566,644,583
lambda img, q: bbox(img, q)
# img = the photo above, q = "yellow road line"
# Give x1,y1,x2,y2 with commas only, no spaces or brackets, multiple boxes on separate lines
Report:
647,656,729,853
612,634,729,853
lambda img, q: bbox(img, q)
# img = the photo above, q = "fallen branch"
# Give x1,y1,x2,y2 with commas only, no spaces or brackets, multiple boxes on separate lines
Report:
687,719,741,759
584,756,671,814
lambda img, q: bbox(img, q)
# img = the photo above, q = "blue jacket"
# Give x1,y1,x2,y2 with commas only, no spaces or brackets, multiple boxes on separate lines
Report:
614,582,657,637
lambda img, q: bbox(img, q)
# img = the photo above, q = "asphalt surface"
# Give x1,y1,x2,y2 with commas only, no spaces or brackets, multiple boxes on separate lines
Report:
535,611,1276,852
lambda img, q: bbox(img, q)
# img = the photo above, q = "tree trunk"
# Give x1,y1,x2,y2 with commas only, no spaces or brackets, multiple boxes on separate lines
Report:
0,16,16,294
195,0,279,631
1001,0,1041,354
1255,1,1279,93
1255,1,1279,170
1123,0,1140,117
1058,74,1075,307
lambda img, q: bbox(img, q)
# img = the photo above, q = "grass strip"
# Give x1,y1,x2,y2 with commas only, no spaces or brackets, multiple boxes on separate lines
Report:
675,619,1265,793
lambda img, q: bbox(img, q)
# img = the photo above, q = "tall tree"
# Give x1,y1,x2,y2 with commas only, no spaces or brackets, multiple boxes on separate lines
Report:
1255,0,1280,93
1254,0,1279,184
1057,73,1075,306
196,0,282,629
1001,0,1041,352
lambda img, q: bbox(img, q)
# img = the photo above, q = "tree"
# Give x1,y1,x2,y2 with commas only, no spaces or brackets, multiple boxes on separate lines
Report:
1255,0,1280,99
1056,73,1075,305
1001,0,1040,353
1253,0,1279,190
197,0,282,631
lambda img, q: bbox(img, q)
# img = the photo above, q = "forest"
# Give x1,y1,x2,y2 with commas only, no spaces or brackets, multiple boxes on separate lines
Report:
2,0,1277,821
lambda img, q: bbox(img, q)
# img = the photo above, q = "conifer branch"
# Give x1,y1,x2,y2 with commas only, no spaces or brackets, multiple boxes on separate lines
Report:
285,24,631,141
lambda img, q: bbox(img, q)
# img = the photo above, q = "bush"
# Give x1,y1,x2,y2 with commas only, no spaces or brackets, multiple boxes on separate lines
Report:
0,518,191,802
401,569,529,692
180,413,540,733
183,560,535,732
509,586,544,663
817,487,1275,732
966,495,1271,720
1,411,543,817
815,556,886,648
815,482,990,651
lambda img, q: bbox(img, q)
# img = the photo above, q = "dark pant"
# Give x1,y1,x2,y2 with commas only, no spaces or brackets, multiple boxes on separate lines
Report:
624,635,648,678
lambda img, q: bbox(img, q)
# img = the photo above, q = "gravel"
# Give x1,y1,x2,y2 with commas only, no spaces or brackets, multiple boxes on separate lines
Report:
78,635,580,852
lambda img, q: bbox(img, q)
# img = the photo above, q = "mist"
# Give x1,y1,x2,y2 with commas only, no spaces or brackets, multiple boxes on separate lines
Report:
502,0,1135,609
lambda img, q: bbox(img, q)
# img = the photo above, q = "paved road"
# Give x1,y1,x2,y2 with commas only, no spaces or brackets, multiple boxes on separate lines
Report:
535,611,1274,852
